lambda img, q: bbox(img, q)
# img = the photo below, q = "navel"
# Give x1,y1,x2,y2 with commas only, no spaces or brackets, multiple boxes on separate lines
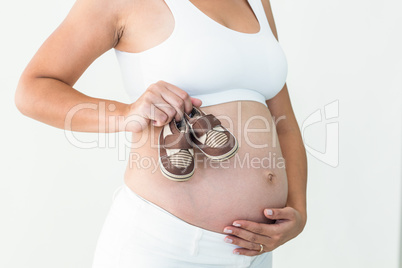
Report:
266,171,275,183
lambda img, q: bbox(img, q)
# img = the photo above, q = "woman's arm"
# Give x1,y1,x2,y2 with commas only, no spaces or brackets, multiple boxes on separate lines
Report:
15,0,199,132
221,0,307,256
222,83,308,256
15,0,128,132
261,0,307,220
267,83,308,224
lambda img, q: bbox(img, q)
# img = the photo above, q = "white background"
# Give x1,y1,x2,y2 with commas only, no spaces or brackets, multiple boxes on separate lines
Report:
1,0,401,267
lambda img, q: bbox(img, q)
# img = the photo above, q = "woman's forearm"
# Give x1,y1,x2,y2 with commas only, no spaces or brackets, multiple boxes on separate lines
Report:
277,128,308,224
15,77,129,133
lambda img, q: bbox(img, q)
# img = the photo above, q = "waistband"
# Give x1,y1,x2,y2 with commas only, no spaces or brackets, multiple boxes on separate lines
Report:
111,183,267,266
120,182,230,241
191,88,268,107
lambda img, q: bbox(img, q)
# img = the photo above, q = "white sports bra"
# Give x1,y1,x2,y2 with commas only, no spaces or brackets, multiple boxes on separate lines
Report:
115,0,288,107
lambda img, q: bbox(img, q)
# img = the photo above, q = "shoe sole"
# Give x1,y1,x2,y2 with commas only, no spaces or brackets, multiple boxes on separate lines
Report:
159,161,195,181
158,130,195,182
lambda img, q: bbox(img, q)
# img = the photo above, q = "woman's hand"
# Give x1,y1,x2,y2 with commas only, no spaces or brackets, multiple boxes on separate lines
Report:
122,80,202,132
223,207,306,256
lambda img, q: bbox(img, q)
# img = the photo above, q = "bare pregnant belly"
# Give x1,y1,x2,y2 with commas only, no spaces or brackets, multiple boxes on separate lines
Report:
124,101,288,234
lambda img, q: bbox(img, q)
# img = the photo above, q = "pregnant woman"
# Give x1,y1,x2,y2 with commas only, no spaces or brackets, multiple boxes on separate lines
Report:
15,0,307,267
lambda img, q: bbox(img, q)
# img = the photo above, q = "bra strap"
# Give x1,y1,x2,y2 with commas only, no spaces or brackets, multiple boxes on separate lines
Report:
163,0,194,33
248,0,274,36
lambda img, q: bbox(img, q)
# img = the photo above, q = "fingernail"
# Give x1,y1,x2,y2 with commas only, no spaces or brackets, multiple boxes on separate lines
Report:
266,209,273,216
233,222,241,227
224,238,233,243
233,251,240,255
223,228,232,234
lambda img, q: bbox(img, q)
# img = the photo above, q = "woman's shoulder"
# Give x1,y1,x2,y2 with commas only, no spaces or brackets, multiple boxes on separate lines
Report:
73,0,140,26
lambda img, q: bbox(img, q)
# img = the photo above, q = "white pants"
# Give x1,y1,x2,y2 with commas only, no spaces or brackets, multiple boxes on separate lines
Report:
92,183,273,268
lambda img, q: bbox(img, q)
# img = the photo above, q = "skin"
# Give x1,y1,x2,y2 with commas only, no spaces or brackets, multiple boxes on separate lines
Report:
123,98,289,234
223,1,308,256
15,0,307,257
225,83,308,256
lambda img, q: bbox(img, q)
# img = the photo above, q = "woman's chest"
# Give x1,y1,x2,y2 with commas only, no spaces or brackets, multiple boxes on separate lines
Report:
114,0,288,102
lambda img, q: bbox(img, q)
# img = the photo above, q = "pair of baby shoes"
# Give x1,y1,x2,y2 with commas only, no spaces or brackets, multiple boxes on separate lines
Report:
158,107,239,181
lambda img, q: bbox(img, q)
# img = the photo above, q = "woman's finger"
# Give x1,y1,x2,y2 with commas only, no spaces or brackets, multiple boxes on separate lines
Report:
148,104,169,126
231,221,267,235
224,235,262,252
137,95,169,126
264,207,295,221
227,220,279,238
153,101,177,123
158,87,187,121
223,225,265,244
190,97,202,107
162,81,193,115
232,247,263,257
138,89,173,125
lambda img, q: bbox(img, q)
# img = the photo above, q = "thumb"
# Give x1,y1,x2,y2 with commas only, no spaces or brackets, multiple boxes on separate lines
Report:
190,97,202,108
264,208,291,220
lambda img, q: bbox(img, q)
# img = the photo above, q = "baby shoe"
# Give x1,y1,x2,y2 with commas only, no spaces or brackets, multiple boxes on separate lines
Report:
158,118,195,181
184,107,239,161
